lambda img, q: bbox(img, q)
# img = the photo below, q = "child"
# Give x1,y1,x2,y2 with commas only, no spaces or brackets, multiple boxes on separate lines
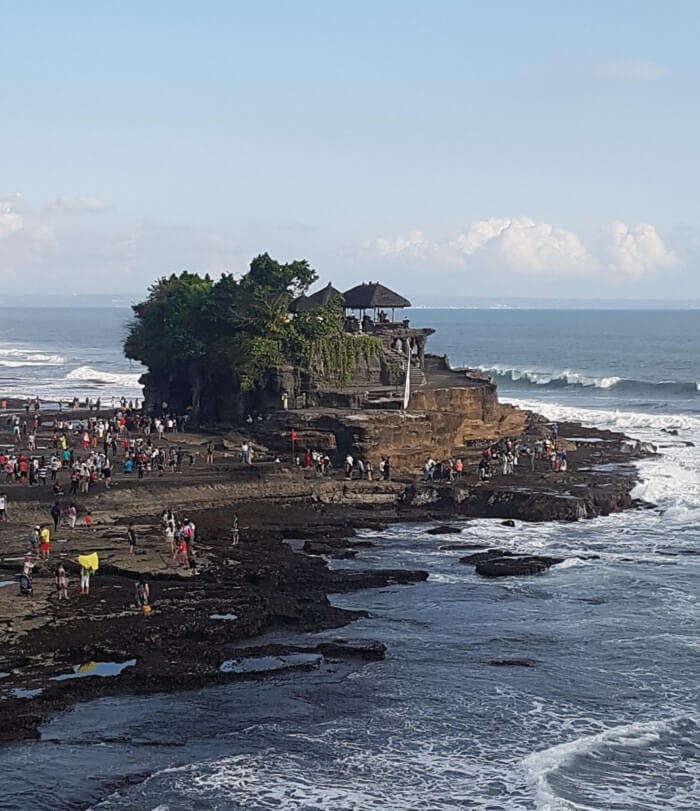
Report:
85,511,93,529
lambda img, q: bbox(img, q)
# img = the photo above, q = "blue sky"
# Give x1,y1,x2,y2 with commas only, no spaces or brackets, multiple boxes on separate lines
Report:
1,1,698,300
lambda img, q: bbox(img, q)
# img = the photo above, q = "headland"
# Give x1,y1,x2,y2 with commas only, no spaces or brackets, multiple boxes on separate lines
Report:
0,270,656,744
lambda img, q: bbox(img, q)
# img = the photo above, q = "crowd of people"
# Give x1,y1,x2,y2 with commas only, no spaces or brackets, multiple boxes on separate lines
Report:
421,424,569,483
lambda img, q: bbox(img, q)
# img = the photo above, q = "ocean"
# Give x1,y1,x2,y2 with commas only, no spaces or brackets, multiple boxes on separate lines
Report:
0,307,697,810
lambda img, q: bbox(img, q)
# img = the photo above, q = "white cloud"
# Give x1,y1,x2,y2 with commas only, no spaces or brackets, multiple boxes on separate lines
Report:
367,216,679,279
604,220,677,277
452,216,587,273
368,229,429,256
0,193,248,288
595,59,669,82
0,196,25,239
450,217,510,254
50,195,108,212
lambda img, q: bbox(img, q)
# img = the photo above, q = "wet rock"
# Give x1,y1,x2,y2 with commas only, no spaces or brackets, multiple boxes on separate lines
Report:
302,541,358,559
426,525,464,535
330,569,428,592
475,555,564,578
316,639,386,661
486,658,536,668
439,543,490,551
501,519,516,527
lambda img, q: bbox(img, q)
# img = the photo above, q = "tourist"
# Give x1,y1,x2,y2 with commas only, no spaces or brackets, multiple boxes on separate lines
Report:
23,554,35,578
80,563,92,596
0,492,6,521
241,441,250,464
68,503,77,528
103,456,112,487
50,502,61,530
56,563,68,600
561,450,568,472
127,523,137,556
39,525,51,560
206,442,214,464
29,525,40,555
345,453,354,478
366,460,373,481
135,577,150,609
231,513,240,546
85,511,93,529
478,457,490,481
383,457,391,480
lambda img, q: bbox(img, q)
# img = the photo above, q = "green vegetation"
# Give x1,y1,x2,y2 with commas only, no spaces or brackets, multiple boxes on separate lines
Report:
125,254,381,411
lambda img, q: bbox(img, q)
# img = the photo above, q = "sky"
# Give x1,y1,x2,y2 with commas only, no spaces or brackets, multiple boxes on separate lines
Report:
1,1,699,302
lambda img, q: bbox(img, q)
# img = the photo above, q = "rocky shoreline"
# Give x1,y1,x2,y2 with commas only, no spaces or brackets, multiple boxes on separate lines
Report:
0,406,654,744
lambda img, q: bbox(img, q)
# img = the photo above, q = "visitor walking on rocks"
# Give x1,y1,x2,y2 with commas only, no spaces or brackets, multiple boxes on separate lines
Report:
39,525,51,560
80,564,92,596
231,513,240,545
127,523,137,556
206,442,214,464
135,577,150,609
50,502,61,530
0,492,7,521
55,563,68,600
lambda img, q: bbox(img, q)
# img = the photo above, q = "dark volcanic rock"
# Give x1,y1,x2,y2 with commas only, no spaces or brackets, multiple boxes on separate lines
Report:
475,555,564,578
316,639,386,661
487,658,537,668
439,543,490,551
329,569,428,592
501,519,516,527
426,525,464,535
302,541,358,559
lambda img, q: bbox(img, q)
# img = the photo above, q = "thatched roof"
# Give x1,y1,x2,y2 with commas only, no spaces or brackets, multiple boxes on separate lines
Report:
342,282,411,309
289,283,345,313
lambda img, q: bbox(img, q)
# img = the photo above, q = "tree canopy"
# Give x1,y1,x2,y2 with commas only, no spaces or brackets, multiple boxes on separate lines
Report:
124,254,379,405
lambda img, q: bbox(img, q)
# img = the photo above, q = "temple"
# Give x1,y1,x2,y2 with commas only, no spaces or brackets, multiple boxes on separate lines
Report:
258,281,525,470
287,280,435,409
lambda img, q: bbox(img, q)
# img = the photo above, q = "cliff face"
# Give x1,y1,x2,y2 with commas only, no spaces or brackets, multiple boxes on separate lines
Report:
253,384,526,473
342,385,525,471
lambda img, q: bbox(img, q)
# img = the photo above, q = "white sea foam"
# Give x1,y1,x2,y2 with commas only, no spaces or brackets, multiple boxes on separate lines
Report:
522,718,691,810
65,366,143,389
0,347,65,367
501,397,700,434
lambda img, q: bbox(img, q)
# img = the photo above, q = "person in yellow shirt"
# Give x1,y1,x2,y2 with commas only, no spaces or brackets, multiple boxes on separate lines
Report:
39,525,50,560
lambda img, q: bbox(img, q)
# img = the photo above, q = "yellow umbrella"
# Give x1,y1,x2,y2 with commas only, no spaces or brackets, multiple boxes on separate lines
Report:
78,553,99,572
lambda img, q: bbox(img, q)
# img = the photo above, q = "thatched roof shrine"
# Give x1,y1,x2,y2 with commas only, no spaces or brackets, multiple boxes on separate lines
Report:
289,283,345,313
342,282,411,310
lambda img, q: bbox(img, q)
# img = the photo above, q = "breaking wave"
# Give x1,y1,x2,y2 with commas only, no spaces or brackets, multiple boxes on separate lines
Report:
522,717,699,810
64,366,143,389
477,365,699,397
0,347,65,367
